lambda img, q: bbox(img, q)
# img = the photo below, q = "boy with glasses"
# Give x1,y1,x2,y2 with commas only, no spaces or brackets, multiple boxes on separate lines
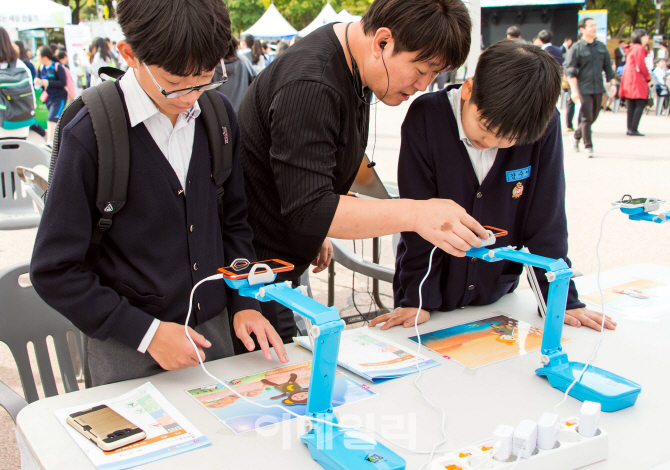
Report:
30,0,288,386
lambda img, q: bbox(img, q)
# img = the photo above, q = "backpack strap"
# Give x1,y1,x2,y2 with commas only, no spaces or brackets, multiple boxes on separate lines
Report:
197,90,233,227
79,80,130,270
47,97,85,198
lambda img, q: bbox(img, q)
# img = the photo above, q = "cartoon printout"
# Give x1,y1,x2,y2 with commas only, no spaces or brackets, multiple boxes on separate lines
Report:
581,279,670,319
407,314,568,369
186,361,377,434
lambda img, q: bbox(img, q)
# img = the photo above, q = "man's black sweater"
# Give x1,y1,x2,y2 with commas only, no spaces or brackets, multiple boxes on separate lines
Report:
30,86,260,350
394,86,585,313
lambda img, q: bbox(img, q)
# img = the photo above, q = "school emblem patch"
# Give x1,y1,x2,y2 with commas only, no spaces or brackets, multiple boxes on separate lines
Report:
512,182,524,199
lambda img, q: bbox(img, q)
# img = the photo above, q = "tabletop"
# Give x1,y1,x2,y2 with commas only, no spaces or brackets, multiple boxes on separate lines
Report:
16,264,670,469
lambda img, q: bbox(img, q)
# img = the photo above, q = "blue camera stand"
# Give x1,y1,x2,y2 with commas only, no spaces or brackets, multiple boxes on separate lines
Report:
465,246,641,412
224,272,406,470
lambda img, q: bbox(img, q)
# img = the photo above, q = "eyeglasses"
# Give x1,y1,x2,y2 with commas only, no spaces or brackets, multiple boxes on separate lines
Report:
143,60,227,99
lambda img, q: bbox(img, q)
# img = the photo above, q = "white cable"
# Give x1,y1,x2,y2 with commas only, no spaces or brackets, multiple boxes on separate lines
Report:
183,273,483,456
554,206,618,412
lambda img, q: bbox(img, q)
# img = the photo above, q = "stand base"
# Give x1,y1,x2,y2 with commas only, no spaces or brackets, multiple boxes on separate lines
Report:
301,427,406,470
536,361,641,412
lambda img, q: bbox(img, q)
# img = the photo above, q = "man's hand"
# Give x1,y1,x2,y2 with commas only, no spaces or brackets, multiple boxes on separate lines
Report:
564,307,617,331
412,199,488,257
233,310,289,363
369,307,430,330
147,321,210,371
312,238,333,273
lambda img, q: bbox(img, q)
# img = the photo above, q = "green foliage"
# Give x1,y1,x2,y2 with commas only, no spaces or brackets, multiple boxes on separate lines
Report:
593,0,670,37
227,0,267,35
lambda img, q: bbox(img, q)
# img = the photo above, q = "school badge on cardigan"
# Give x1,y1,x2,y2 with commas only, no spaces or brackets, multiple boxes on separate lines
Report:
512,182,524,199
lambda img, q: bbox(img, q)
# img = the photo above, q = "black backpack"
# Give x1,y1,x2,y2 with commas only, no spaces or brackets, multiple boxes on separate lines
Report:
0,61,36,129
47,69,233,271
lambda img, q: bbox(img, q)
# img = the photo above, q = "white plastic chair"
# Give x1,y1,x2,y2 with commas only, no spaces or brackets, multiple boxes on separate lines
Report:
0,140,50,229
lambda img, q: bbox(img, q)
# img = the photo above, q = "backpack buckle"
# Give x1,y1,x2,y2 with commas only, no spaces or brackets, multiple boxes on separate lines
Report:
97,217,113,231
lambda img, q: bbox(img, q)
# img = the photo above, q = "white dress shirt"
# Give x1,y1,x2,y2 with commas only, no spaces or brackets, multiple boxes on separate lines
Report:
446,87,498,183
118,68,201,353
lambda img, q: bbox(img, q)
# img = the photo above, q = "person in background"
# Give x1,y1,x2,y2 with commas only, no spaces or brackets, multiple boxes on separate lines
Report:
537,29,563,65
57,50,69,68
1,27,37,140
620,29,652,136
560,37,573,54
85,42,96,88
88,37,113,87
263,42,276,65
35,45,67,145
614,40,627,68
532,36,542,46
275,41,289,58
653,58,669,110
657,42,668,60
506,25,522,41
14,40,47,138
429,71,448,92
215,36,256,111
250,39,267,75
564,17,616,157
238,34,254,62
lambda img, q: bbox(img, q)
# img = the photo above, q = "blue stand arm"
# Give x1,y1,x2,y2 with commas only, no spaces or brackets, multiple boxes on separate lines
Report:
225,273,406,470
466,246,641,412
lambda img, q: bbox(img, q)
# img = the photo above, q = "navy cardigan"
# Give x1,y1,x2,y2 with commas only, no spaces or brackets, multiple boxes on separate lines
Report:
394,86,585,313
31,86,260,349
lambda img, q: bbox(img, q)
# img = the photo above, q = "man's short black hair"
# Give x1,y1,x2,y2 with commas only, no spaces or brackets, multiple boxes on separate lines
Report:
117,0,231,77
538,29,552,44
506,25,521,38
577,18,594,30
470,40,561,145
362,0,471,71
244,35,255,48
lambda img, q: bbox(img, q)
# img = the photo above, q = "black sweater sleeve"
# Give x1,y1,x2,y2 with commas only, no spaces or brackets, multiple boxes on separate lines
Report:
523,112,585,311
395,99,445,311
268,80,341,240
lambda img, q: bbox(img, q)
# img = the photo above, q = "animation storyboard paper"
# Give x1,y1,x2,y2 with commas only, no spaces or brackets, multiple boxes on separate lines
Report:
581,278,670,319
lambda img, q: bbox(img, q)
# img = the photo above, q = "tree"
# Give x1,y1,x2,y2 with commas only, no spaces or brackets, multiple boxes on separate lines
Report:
227,0,266,35
58,0,86,24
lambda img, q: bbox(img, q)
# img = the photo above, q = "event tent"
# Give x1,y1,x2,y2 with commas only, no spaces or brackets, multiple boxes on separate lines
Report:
0,0,72,31
333,10,363,23
298,2,338,37
242,3,298,40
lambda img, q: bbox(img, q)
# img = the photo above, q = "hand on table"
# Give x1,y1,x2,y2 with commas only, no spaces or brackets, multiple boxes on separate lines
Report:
412,199,489,257
564,307,617,331
369,307,431,330
233,309,289,363
312,238,333,273
147,321,210,371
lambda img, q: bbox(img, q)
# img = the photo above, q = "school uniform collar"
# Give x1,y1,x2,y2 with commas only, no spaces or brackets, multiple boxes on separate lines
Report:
119,67,201,128
447,86,475,149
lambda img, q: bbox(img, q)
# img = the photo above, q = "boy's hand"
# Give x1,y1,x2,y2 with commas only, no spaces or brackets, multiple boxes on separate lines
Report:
312,238,333,273
564,308,617,331
369,307,430,330
233,310,290,363
413,199,488,257
147,321,210,371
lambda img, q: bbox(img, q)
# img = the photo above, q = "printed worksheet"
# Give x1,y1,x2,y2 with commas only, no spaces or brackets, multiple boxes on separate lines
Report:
581,279,670,319
55,382,209,470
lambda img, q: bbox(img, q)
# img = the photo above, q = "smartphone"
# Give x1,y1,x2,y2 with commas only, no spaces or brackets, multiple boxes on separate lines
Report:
217,259,294,280
483,226,508,237
66,405,146,452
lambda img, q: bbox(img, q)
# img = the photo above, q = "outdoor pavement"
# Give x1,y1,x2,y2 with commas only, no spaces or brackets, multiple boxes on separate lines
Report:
1,93,668,469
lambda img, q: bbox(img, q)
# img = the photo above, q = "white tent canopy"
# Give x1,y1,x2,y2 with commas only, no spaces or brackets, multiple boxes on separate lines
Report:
242,3,298,40
0,0,72,31
298,2,337,37
333,10,362,23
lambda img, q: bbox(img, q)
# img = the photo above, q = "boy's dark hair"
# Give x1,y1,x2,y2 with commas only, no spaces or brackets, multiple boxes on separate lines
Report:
227,36,239,59
362,0,471,71
117,0,231,77
630,29,647,44
538,29,552,44
564,37,573,42
506,25,521,38
244,34,255,48
577,18,593,30
0,27,18,63
38,45,55,62
57,50,67,61
470,40,561,145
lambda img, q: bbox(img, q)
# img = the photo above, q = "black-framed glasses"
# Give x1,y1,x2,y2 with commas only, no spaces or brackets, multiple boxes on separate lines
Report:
143,60,227,99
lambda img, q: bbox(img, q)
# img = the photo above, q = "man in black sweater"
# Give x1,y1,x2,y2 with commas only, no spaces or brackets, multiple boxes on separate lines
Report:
30,0,288,386
370,40,616,333
238,0,487,342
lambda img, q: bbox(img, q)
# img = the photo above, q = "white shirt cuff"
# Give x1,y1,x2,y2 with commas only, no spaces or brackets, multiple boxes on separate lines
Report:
137,318,161,353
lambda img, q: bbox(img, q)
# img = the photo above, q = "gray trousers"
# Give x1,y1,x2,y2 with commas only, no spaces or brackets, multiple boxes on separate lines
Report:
83,311,235,387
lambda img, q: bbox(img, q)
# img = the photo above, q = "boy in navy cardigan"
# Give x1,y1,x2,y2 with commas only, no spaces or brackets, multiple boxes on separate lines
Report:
30,0,288,386
371,40,615,333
